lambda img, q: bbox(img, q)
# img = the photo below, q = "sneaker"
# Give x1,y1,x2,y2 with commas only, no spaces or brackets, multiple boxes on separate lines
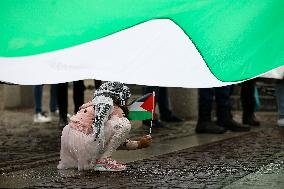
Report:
33,113,52,123
195,121,226,134
218,119,250,132
277,118,284,127
67,113,71,119
95,158,126,172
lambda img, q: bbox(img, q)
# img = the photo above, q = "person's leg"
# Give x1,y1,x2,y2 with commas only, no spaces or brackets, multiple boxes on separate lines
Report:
229,85,235,96
94,80,102,90
73,80,85,113
196,88,225,134
57,83,68,126
198,88,214,123
157,87,171,118
33,85,43,114
49,84,57,113
99,124,131,159
33,85,51,123
241,79,260,126
241,80,255,115
215,86,250,132
215,86,232,123
158,87,183,122
276,79,284,126
95,120,131,171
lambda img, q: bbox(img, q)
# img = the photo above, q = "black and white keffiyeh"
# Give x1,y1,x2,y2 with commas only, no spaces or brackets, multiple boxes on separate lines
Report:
92,81,131,144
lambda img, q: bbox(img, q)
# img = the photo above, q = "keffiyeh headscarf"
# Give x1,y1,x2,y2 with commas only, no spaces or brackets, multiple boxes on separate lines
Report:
92,81,131,144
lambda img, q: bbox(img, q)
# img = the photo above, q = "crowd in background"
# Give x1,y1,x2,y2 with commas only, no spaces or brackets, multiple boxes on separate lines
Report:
32,78,284,134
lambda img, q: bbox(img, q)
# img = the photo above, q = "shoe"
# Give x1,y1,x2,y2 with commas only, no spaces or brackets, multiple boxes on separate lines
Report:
67,113,71,119
195,121,226,134
95,158,126,171
33,113,52,123
243,115,260,126
218,119,250,132
58,117,68,128
160,114,183,122
277,118,284,127
143,119,166,128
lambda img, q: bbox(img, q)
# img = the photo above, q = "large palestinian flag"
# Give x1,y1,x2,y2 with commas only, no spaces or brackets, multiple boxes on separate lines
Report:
0,1,283,87
128,93,155,120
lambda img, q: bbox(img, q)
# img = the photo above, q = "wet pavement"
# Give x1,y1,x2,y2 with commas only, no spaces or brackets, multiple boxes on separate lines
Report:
1,127,283,188
1,84,284,188
225,159,284,189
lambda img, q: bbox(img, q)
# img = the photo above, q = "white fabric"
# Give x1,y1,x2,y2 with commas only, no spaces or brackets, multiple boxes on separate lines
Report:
260,66,284,79
0,19,236,88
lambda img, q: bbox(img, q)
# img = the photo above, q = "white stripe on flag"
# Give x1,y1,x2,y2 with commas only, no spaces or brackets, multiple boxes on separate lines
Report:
128,102,145,111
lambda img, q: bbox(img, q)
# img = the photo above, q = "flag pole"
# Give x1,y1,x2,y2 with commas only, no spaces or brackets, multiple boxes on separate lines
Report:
150,91,155,135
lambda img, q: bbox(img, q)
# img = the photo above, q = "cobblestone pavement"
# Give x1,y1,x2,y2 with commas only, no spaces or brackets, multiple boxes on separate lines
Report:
224,158,284,189
10,127,282,188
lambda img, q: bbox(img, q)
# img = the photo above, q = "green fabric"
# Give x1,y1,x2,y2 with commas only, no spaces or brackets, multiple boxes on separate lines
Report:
128,111,152,120
0,0,283,81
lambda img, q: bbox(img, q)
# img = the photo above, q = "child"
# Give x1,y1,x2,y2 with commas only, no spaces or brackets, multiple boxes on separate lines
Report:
57,81,152,171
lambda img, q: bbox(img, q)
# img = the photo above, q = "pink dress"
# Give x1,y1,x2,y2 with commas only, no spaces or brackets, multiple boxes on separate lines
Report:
57,102,131,170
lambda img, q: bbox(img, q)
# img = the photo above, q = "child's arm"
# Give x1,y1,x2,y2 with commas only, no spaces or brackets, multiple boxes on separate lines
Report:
119,135,152,150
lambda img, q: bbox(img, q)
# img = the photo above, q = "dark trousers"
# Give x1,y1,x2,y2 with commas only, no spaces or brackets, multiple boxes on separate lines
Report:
94,80,102,90
144,86,172,118
198,86,231,123
241,79,256,118
56,80,85,120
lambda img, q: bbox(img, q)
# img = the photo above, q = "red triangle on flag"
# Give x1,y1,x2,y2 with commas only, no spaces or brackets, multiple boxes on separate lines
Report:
141,94,154,112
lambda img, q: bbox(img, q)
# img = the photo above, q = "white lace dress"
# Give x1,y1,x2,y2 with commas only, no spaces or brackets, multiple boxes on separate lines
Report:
57,112,131,171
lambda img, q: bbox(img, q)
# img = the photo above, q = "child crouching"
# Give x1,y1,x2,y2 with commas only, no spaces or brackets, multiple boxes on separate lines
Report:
57,82,152,171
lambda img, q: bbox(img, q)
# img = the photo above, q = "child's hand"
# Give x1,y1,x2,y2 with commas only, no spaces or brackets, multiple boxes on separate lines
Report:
137,135,152,149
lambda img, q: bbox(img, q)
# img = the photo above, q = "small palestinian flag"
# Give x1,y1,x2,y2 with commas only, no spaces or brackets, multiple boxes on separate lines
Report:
128,92,155,120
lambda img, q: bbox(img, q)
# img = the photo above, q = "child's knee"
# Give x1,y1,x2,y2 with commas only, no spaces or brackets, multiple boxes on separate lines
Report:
114,124,131,137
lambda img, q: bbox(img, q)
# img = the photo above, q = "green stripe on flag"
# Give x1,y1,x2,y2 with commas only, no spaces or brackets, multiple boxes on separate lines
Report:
128,111,152,120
